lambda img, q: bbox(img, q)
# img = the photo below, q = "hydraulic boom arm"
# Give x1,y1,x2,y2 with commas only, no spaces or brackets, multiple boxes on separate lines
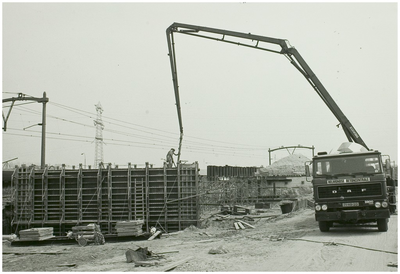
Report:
166,22,369,160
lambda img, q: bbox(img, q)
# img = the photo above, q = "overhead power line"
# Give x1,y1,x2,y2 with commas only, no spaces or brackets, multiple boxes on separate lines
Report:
4,100,270,159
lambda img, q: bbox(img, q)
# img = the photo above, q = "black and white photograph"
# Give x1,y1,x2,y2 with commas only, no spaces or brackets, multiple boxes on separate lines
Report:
2,1,398,272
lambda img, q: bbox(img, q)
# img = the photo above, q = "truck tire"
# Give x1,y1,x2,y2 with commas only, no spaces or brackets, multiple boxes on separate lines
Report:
377,218,388,232
319,221,330,232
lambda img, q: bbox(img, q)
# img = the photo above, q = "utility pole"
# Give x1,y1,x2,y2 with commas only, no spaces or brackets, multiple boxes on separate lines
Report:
3,92,49,168
41,92,47,169
94,102,104,168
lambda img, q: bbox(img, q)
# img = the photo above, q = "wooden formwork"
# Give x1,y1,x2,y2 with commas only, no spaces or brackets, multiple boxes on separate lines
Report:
10,162,199,236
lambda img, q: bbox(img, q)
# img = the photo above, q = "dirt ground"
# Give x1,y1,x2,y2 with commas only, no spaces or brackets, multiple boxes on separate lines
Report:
2,206,398,272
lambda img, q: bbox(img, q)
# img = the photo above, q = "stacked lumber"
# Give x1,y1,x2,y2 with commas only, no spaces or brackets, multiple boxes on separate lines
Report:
115,220,144,236
19,227,54,241
233,220,255,230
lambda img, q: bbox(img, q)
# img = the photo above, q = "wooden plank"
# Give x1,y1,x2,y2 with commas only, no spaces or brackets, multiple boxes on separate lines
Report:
135,260,159,266
238,220,255,229
157,250,179,254
147,230,161,241
233,222,240,230
158,256,193,272
57,263,76,267
237,222,245,230
3,251,68,255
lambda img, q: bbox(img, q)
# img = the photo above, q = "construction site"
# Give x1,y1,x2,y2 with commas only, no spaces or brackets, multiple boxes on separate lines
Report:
2,16,398,272
1,90,324,271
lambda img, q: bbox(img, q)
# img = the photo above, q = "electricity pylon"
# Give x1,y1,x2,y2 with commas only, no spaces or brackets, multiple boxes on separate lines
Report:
94,102,104,168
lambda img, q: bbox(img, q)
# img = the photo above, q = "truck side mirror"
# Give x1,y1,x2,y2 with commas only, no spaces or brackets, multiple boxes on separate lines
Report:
386,159,391,170
305,161,312,182
305,165,310,177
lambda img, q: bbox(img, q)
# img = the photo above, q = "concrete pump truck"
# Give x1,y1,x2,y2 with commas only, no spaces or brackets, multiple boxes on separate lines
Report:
166,23,396,232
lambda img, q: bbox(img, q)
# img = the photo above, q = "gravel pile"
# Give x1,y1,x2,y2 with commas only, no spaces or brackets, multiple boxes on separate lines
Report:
259,154,311,176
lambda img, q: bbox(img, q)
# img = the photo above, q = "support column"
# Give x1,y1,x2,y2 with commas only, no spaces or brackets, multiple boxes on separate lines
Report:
59,166,66,235
163,162,168,230
97,165,102,224
29,168,35,227
77,166,83,224
145,162,150,231
11,167,19,230
42,166,48,226
177,163,181,231
127,163,132,220
107,164,112,234
195,162,200,227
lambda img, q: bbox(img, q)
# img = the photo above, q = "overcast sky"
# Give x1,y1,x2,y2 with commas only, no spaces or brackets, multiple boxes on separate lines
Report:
2,2,398,172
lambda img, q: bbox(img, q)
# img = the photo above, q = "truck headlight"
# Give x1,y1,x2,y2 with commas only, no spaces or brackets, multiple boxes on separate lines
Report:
382,201,388,208
374,201,381,208
315,205,321,211
321,204,328,211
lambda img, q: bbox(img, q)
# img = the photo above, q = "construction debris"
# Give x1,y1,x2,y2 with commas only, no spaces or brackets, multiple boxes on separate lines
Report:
71,224,105,246
199,232,212,237
126,247,151,263
219,205,253,216
2,234,17,241
125,246,167,267
269,235,284,241
19,227,54,241
233,205,251,215
255,202,270,209
220,205,231,214
208,246,228,254
115,220,144,237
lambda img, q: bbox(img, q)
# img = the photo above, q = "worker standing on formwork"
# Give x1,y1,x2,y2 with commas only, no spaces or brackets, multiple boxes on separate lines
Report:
166,148,178,168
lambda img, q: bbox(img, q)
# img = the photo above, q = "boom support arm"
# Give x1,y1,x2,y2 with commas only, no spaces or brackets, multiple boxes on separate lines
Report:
166,22,369,159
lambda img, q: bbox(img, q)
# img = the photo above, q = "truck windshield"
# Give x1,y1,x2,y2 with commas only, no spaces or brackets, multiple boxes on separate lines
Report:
314,155,381,176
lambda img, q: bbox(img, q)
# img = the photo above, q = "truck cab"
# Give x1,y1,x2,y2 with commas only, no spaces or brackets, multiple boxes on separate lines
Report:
309,142,391,232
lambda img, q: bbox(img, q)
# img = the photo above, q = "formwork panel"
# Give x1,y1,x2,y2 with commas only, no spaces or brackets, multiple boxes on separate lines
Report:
10,162,199,236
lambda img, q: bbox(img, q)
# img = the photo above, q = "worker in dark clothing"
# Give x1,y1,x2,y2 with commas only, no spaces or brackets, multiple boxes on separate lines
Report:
166,148,178,168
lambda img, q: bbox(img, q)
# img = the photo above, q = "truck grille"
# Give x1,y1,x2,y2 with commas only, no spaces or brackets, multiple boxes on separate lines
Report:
317,183,382,199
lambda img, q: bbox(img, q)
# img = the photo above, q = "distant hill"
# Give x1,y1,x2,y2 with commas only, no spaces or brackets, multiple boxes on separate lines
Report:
258,154,311,176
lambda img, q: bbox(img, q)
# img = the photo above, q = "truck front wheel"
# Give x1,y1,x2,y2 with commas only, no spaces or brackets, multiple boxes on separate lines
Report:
377,218,388,232
319,221,330,232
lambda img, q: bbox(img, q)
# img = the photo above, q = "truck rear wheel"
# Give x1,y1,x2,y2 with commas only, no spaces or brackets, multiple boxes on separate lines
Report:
319,221,330,232
377,218,388,232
